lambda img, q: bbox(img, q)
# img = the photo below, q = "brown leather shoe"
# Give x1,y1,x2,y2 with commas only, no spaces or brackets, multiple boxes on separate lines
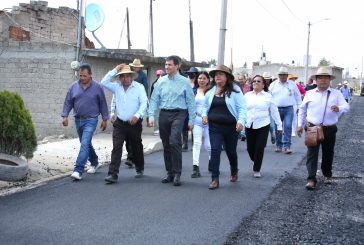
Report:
208,180,219,190
305,180,316,190
324,177,332,185
230,172,238,182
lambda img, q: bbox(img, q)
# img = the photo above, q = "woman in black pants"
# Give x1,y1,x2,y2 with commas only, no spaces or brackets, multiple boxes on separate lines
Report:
202,65,246,190
244,75,282,177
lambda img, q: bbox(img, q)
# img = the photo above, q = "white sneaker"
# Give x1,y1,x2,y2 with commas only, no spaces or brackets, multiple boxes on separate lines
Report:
253,172,261,178
71,171,82,180
153,130,159,136
87,165,99,174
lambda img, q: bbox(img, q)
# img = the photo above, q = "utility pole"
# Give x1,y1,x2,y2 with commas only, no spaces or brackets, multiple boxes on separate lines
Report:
304,22,311,84
75,0,83,62
149,0,154,55
189,0,195,62
126,7,132,49
217,0,228,65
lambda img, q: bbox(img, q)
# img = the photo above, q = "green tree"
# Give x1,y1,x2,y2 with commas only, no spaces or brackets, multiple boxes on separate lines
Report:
318,57,331,66
207,59,217,67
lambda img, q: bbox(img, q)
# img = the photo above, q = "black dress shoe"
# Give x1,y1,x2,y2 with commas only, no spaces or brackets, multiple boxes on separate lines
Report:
161,174,174,183
105,174,118,184
135,171,144,178
173,175,181,186
124,160,134,168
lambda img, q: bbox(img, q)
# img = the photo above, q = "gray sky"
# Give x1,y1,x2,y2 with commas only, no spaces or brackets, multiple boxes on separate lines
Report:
2,0,364,78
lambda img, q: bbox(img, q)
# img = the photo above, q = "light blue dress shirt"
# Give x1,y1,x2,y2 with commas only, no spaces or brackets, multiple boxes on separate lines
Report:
202,84,247,125
148,72,196,125
339,87,351,100
101,68,148,121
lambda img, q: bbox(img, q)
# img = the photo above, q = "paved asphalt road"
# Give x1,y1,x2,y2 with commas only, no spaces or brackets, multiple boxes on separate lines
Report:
0,134,306,244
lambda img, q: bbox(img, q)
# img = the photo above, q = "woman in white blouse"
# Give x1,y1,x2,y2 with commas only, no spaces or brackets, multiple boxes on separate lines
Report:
245,75,283,177
191,72,211,178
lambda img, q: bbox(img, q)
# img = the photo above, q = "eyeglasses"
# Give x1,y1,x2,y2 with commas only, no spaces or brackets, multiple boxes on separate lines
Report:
252,80,263,83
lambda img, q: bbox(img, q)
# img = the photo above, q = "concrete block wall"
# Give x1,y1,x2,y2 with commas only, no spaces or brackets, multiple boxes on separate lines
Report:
252,63,343,85
0,44,77,139
0,2,81,139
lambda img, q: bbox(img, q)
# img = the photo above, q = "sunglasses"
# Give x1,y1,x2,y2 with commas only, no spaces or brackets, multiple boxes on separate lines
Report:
252,80,263,83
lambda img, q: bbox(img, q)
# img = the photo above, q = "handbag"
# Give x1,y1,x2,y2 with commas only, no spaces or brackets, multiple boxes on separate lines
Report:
304,91,330,147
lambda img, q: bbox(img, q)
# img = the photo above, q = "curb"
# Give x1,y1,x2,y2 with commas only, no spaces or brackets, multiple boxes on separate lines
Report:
0,139,163,197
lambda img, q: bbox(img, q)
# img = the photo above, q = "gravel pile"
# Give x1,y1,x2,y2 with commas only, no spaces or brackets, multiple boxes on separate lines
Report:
225,96,364,245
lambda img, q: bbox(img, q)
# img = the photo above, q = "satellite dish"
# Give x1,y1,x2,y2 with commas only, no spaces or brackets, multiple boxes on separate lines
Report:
85,3,106,50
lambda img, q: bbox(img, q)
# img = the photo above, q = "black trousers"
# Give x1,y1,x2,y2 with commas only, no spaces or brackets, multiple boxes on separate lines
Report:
125,136,134,162
108,118,144,176
159,109,187,175
246,124,270,172
209,122,239,180
306,125,337,182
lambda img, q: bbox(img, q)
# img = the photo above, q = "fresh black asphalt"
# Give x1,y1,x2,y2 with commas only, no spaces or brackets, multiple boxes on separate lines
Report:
0,130,306,244
226,96,364,245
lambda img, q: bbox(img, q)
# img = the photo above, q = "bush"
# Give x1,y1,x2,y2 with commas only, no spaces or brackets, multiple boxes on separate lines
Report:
0,90,37,159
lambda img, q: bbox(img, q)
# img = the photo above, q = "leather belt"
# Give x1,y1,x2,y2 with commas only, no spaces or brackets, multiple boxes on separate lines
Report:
161,108,185,112
75,115,91,119
308,122,336,128
116,118,142,125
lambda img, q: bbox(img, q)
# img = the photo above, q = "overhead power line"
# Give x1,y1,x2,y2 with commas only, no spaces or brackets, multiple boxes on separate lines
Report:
280,0,306,25
254,0,305,40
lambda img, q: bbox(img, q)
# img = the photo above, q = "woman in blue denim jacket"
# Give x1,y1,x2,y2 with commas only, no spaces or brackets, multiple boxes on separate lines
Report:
202,65,247,190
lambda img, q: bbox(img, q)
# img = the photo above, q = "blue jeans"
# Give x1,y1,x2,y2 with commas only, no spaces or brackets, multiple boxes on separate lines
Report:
209,122,238,180
276,106,294,148
74,117,98,174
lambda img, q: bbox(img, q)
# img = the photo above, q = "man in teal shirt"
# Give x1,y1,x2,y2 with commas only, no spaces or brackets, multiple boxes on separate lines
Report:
148,55,196,186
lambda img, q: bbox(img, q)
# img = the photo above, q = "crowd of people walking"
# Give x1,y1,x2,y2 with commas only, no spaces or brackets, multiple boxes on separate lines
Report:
62,56,350,190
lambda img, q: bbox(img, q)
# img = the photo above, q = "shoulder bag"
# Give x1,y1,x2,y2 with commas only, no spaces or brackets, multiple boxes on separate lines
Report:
304,91,330,147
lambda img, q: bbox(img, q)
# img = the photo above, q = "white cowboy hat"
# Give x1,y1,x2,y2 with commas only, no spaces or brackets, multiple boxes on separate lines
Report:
129,58,144,68
343,80,349,85
262,72,272,80
115,65,137,79
310,66,335,80
277,66,289,75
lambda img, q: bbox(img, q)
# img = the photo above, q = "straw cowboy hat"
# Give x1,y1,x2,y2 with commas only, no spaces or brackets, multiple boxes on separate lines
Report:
288,74,298,80
277,66,289,75
129,58,144,68
310,66,336,80
262,72,272,80
209,65,234,81
115,65,137,79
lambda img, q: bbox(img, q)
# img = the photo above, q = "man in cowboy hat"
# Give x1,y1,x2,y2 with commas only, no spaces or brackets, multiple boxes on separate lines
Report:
297,66,349,190
148,55,196,186
288,74,306,137
101,64,148,183
269,66,302,154
340,80,351,102
62,63,109,180
130,58,148,95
